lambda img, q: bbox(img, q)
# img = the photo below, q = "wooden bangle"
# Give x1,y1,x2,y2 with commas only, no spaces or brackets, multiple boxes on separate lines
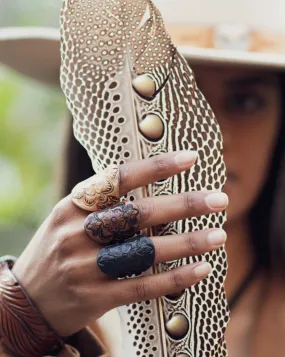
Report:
0,258,64,357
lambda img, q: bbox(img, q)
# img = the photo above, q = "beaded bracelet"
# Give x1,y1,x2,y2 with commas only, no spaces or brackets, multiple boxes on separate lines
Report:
0,256,64,357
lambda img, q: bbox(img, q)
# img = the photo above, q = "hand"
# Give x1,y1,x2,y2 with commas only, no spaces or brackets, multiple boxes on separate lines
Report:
12,151,228,337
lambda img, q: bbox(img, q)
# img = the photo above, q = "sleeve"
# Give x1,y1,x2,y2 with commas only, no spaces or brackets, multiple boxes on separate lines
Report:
55,328,110,357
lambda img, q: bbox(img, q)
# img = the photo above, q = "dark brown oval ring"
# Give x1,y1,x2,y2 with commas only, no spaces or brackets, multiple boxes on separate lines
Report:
84,202,141,245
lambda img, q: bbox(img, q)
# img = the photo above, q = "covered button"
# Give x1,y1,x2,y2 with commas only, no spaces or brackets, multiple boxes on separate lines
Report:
133,74,156,98
165,313,189,340
139,114,164,141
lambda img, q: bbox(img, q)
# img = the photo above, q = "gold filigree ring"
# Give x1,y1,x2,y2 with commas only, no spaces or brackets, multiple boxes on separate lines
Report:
71,165,120,212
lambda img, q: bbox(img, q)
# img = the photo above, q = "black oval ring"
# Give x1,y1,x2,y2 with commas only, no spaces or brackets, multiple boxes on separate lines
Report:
97,235,155,278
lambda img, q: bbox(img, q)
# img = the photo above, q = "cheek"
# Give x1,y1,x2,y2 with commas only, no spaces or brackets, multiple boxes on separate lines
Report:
224,114,280,221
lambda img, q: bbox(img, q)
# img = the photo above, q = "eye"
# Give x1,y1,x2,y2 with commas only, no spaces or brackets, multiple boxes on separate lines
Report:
225,91,266,115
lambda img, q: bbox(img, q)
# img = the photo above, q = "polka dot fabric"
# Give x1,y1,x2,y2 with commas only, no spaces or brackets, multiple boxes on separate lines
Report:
60,0,230,356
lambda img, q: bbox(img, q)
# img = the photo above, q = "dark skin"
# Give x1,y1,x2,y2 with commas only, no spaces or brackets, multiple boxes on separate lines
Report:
1,63,282,356
192,64,283,356
9,152,228,338
0,152,229,356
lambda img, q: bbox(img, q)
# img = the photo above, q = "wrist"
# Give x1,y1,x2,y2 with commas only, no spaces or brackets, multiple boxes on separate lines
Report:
0,257,64,357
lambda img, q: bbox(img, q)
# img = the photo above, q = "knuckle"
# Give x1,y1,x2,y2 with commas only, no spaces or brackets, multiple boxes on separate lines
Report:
134,281,147,300
171,271,184,290
137,202,155,221
50,206,65,227
186,233,198,252
152,157,168,173
154,239,163,257
50,197,71,227
119,165,132,189
183,192,199,212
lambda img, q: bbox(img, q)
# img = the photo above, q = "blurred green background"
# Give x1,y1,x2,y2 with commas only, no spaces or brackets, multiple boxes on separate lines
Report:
0,1,66,256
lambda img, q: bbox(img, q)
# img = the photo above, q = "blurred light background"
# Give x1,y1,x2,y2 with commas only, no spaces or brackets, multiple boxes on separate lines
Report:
0,1,66,255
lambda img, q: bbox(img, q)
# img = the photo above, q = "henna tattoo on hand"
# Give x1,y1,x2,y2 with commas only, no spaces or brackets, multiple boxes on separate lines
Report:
84,202,141,245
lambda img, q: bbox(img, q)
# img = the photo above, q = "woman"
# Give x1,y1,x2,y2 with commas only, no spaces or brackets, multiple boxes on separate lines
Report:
0,22,229,357
62,0,285,354
163,1,285,355
192,64,285,356
1,0,285,356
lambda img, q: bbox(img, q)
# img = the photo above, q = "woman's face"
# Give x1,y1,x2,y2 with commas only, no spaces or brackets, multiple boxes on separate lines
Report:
191,65,282,223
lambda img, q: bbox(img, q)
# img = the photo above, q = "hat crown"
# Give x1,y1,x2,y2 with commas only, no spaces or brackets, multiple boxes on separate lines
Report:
154,0,285,34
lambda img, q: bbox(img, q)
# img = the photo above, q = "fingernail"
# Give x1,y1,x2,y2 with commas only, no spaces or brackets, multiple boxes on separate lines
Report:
208,229,227,246
194,262,212,279
205,192,228,209
174,151,198,167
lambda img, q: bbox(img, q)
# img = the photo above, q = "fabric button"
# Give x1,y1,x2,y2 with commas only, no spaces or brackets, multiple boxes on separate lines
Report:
139,114,164,140
165,314,189,340
133,74,156,98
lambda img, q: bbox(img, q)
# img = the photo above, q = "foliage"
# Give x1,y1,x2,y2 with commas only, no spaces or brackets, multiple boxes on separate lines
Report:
0,68,66,224
0,0,66,255
0,68,66,253
0,1,61,28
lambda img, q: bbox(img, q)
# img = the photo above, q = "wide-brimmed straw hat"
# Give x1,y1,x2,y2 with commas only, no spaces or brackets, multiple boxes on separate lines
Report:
0,0,285,87
0,27,60,86
157,0,285,69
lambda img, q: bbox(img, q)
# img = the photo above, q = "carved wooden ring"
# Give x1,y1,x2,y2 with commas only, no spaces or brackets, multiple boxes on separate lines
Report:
84,202,141,245
71,165,120,212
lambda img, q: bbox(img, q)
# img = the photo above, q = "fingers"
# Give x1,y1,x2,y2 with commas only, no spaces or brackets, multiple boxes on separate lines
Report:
85,191,228,244
119,151,198,196
152,229,227,264
71,150,198,213
97,236,155,278
134,191,228,230
94,228,225,279
108,262,212,307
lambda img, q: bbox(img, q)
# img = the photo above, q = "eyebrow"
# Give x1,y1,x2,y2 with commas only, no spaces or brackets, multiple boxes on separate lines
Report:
226,76,277,88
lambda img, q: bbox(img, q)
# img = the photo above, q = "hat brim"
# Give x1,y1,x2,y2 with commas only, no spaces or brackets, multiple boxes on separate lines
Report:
0,27,60,86
1,27,285,88
181,46,285,70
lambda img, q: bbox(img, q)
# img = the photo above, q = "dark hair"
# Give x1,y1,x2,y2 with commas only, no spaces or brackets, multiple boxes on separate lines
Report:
60,122,94,197
61,72,285,276
250,73,285,274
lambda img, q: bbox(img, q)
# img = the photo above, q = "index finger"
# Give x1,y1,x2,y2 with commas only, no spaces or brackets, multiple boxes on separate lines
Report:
71,151,198,213
119,150,198,196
